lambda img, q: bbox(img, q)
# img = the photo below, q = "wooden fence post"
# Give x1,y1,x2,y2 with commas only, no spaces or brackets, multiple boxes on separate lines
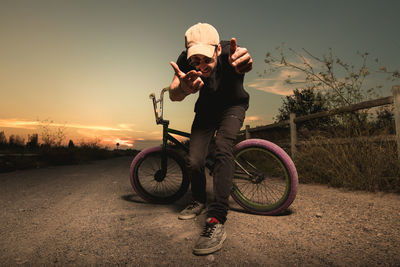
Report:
289,113,297,158
393,85,400,160
245,125,251,140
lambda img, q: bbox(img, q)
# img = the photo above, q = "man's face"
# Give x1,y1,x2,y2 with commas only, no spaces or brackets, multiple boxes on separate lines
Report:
189,45,221,78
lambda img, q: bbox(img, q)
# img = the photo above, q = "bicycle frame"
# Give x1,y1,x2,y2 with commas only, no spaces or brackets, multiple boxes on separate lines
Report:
150,88,190,175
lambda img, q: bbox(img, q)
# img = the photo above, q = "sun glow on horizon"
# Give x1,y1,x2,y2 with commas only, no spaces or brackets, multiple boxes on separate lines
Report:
0,118,130,132
0,118,157,149
102,137,134,148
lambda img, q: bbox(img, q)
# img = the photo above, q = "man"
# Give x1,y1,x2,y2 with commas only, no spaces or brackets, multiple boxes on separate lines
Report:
169,23,253,255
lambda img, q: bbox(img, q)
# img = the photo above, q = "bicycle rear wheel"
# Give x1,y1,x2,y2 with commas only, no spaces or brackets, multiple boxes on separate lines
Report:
130,146,189,204
231,139,298,215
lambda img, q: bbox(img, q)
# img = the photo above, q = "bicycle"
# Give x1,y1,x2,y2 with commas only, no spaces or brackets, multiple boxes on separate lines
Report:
130,87,298,215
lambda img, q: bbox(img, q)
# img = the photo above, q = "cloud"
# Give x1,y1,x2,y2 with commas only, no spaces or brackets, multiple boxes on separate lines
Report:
0,119,39,129
118,123,135,128
247,66,307,96
65,123,121,131
0,118,136,132
117,123,143,132
278,69,303,79
244,116,262,122
247,78,294,96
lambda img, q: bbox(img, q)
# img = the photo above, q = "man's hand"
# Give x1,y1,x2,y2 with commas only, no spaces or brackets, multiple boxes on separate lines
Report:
228,38,253,74
170,62,204,95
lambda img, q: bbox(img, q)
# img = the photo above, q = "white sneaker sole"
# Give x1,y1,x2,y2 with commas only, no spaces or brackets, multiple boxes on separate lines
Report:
178,208,206,220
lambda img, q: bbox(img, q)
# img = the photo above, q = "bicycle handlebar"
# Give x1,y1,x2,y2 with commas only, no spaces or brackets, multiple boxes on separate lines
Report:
149,87,169,124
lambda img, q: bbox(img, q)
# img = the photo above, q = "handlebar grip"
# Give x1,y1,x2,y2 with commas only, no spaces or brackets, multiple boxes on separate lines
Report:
160,87,169,98
149,93,156,99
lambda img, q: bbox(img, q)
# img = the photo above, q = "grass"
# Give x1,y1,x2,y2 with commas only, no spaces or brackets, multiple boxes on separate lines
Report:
294,135,400,192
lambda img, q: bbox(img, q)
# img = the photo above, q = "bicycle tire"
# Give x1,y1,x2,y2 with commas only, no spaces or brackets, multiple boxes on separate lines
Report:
231,139,298,215
130,146,189,204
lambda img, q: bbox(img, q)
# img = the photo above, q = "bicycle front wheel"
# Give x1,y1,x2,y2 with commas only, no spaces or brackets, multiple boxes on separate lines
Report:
231,139,298,215
130,146,189,204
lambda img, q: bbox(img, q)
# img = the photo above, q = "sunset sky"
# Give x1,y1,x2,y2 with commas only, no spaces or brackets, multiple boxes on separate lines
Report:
1,0,399,150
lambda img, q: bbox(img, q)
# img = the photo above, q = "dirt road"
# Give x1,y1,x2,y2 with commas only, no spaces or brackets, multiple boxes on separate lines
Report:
1,156,399,266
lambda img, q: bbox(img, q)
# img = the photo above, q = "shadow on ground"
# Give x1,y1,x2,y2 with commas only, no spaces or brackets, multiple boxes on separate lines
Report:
122,193,294,217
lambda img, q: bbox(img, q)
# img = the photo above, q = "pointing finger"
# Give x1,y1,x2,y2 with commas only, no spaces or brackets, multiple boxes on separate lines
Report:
170,61,185,78
229,38,237,57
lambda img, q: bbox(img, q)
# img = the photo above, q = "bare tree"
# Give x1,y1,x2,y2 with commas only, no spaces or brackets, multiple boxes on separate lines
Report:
264,46,384,109
37,119,66,147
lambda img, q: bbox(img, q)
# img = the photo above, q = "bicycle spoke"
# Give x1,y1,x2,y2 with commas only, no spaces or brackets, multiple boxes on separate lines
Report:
233,146,291,210
137,152,185,198
234,159,252,176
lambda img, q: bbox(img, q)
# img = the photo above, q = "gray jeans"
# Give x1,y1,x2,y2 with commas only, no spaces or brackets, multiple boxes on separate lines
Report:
188,105,245,224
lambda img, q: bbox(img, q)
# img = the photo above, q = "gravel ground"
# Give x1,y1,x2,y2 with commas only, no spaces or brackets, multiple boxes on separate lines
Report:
0,156,399,266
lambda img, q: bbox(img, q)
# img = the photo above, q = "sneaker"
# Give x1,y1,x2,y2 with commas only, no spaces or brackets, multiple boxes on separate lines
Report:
193,217,227,255
178,201,206,220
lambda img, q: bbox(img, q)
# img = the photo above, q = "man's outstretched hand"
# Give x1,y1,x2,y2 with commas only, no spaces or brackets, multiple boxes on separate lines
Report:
228,38,253,74
170,62,204,95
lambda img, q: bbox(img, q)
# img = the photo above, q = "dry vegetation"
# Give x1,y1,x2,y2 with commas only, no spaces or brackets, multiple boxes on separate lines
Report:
294,134,400,192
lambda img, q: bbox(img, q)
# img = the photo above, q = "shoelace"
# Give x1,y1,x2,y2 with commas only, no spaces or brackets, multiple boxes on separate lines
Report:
200,223,216,238
187,202,199,210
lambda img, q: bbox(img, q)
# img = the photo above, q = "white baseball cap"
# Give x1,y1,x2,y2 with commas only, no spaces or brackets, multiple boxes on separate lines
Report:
185,23,220,59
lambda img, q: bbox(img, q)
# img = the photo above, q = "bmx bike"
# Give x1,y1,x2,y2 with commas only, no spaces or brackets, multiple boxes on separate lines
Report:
130,87,298,215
